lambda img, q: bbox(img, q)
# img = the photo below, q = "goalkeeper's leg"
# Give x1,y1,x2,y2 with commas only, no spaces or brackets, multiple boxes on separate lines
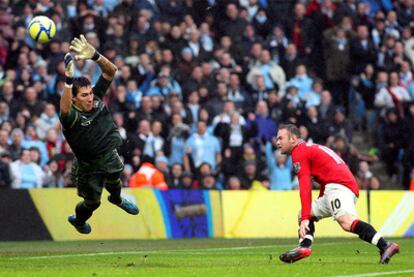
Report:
105,172,139,215
74,200,101,224
69,163,103,234
105,172,122,204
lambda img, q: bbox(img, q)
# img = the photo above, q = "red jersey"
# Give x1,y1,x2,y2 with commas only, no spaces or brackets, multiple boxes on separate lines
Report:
291,141,359,221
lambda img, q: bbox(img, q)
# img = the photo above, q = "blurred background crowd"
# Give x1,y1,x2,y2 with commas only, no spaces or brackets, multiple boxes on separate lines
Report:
1,0,414,191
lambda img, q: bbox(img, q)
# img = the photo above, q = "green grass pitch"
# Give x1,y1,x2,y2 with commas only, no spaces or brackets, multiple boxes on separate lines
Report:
0,238,413,276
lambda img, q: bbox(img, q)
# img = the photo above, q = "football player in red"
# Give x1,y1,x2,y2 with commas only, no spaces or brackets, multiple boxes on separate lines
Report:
276,124,399,264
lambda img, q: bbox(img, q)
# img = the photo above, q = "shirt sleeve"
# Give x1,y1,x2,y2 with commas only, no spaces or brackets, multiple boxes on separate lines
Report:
93,75,112,99
293,148,313,221
59,106,79,130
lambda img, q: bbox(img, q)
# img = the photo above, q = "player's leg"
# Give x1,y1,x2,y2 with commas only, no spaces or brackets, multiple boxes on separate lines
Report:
279,198,329,263
328,185,399,264
298,216,316,248
104,150,139,215
336,214,399,263
105,171,139,215
68,160,103,234
298,196,331,248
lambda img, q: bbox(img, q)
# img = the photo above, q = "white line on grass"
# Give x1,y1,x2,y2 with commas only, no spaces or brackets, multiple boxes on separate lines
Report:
9,241,350,260
332,269,414,277
9,245,288,260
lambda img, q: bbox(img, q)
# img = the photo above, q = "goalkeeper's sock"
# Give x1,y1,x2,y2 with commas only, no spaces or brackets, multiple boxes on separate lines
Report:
351,219,388,251
75,201,100,224
105,178,122,205
299,220,315,248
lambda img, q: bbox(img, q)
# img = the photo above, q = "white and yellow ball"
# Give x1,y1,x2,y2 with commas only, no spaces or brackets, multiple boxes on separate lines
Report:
27,16,56,44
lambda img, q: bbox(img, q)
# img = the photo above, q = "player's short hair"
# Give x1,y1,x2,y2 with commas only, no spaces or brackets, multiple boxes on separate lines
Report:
278,123,300,138
73,77,91,97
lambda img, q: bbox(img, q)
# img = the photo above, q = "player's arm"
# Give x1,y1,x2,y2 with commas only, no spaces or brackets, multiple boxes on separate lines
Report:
95,54,117,80
60,53,74,115
69,34,117,80
293,151,313,222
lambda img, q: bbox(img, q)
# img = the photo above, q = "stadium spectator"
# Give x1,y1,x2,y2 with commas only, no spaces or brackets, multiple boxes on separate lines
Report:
167,163,184,189
287,64,314,99
36,103,59,140
129,155,168,190
326,107,353,143
284,3,315,57
7,128,25,161
302,78,322,109
238,159,266,190
350,25,377,74
247,101,277,145
43,158,65,188
216,3,247,45
379,109,404,181
122,119,151,164
0,150,11,188
142,120,165,158
356,161,381,190
0,129,9,153
181,171,196,189
10,148,44,189
247,49,286,92
214,111,257,161
166,115,190,166
199,173,217,190
281,84,302,124
184,120,221,173
227,175,242,190
323,27,351,107
280,43,303,80
317,90,337,124
265,141,295,190
301,106,327,144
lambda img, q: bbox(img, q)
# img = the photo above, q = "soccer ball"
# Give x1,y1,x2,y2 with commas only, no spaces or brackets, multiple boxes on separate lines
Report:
27,16,56,44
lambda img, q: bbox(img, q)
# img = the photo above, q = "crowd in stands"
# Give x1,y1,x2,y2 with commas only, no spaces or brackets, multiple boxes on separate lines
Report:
1,0,414,190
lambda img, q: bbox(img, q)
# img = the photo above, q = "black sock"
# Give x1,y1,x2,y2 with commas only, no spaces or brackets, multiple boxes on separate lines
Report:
299,220,315,248
351,220,388,251
105,178,122,204
75,201,100,224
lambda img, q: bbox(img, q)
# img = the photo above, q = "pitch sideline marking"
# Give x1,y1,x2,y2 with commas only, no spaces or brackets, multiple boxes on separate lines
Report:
332,269,414,277
10,241,350,260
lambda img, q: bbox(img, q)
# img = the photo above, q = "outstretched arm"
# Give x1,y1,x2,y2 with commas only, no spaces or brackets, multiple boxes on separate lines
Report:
69,34,117,80
95,54,117,80
60,53,74,115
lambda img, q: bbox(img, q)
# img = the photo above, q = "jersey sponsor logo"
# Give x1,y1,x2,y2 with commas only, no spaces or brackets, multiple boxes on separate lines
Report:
293,162,301,173
80,119,92,126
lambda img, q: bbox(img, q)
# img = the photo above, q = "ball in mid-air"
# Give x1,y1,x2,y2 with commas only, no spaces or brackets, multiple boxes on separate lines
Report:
27,16,56,44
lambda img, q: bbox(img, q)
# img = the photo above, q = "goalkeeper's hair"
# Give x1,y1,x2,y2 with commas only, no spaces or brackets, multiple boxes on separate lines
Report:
278,123,300,138
73,77,91,96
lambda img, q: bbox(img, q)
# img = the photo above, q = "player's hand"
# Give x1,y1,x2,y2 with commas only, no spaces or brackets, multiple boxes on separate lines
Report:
64,53,74,78
299,219,310,238
69,34,96,61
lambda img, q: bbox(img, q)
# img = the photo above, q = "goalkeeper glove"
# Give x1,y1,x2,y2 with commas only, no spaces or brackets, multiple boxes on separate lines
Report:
64,53,74,86
69,34,100,61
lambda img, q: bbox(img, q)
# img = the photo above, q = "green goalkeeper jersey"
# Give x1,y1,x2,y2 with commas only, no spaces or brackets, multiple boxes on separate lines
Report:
59,76,122,162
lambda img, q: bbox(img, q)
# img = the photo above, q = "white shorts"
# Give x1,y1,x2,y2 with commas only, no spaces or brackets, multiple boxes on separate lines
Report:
311,183,358,220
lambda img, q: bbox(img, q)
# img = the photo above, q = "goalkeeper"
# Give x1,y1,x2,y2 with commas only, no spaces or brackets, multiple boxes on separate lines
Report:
60,35,139,234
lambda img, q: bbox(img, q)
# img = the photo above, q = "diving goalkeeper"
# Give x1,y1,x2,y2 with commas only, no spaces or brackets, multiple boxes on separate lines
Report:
60,35,139,234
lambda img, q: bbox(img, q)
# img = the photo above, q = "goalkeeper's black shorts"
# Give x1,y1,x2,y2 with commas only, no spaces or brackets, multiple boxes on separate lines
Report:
71,149,124,202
